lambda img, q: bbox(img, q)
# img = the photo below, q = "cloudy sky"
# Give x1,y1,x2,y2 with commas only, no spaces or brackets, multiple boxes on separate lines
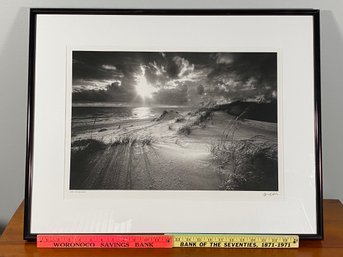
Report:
72,51,277,106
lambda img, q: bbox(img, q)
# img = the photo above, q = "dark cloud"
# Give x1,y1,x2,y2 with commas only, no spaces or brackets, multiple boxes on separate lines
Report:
72,51,277,105
153,85,189,105
73,55,123,82
206,53,277,102
73,81,137,103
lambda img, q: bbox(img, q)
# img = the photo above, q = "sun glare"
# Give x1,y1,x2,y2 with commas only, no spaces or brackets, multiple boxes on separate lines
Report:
135,66,156,99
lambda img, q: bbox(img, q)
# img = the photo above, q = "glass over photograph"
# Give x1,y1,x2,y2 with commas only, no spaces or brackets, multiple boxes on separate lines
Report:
69,51,278,191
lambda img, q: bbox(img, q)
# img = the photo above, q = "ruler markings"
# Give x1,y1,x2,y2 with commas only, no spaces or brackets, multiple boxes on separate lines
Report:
37,234,299,248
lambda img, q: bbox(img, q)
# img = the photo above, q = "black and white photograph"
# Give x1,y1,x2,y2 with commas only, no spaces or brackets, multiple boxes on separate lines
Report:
69,51,278,191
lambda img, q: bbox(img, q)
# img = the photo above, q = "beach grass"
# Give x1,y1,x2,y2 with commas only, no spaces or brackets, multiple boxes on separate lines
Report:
177,124,192,135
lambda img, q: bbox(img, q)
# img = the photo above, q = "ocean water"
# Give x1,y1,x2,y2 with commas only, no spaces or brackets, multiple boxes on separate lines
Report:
72,106,191,124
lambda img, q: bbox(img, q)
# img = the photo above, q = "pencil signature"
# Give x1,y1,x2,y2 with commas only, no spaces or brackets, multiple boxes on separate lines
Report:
263,192,280,197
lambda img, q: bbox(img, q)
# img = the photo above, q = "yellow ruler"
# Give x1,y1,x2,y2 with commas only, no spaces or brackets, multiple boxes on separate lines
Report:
172,234,299,248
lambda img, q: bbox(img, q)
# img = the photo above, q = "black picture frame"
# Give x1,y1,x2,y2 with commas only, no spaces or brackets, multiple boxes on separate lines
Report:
24,8,323,241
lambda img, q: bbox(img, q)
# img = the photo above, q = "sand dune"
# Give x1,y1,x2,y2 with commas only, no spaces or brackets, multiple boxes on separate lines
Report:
70,109,277,191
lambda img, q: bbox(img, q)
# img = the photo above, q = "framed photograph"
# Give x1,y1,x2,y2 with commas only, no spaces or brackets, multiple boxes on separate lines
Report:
24,9,323,240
